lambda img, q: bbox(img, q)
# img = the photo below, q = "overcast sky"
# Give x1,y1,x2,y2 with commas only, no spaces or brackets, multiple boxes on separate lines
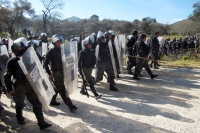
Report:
21,0,199,24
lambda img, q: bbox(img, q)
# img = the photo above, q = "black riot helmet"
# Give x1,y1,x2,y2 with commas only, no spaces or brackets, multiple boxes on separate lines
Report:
83,36,93,48
105,30,113,40
127,35,134,41
12,37,29,56
40,33,47,40
97,31,105,43
52,34,63,45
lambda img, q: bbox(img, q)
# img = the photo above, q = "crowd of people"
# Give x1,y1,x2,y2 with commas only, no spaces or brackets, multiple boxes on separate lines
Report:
0,30,164,130
158,36,199,57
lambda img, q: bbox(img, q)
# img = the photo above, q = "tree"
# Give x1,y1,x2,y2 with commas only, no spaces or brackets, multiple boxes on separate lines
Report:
189,1,200,21
189,1,200,32
142,17,157,23
48,12,62,35
0,0,35,38
40,0,64,33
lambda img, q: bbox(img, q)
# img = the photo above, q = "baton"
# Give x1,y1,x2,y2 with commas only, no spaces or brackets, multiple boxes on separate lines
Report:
127,55,166,63
13,94,31,110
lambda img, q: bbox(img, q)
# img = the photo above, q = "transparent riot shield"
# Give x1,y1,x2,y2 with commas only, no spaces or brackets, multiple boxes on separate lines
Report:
0,45,9,70
42,42,48,57
114,37,123,74
81,40,84,50
18,47,55,111
48,43,54,50
118,34,126,66
61,41,78,97
108,40,117,80
0,45,9,84
8,38,13,54
94,45,99,80
158,36,164,43
0,45,8,86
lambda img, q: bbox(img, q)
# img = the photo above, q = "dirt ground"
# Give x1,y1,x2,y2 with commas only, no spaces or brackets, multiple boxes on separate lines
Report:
0,67,200,133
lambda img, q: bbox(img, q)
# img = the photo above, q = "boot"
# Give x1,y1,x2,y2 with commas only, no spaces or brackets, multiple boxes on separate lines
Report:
109,84,118,91
93,92,102,100
133,74,140,80
80,84,87,95
38,122,52,130
16,108,25,125
146,68,158,79
50,93,60,106
80,89,87,95
60,93,78,112
66,98,78,113
33,108,51,130
153,62,159,69
127,68,133,75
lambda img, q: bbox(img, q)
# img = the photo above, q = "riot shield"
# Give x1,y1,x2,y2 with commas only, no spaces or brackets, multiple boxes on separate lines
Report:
33,40,41,57
61,41,78,97
108,40,117,80
158,36,164,43
42,42,48,57
94,45,99,81
0,45,9,70
114,36,123,74
81,40,84,50
8,38,13,54
118,34,126,66
48,43,54,50
18,47,55,111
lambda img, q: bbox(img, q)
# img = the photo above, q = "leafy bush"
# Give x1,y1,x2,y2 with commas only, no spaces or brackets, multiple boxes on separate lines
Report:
182,56,189,60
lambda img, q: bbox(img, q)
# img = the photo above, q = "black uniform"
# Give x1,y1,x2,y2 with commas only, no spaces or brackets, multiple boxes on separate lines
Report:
126,39,136,70
44,46,77,112
150,36,160,68
5,57,49,126
134,41,157,79
95,42,116,88
78,48,99,96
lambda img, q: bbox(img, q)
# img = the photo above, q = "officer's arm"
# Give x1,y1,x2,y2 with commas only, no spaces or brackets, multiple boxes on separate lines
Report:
44,50,52,75
4,60,13,93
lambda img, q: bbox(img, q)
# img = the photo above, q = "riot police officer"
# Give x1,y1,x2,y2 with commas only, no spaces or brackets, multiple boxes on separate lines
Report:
78,36,102,99
44,34,78,112
126,35,136,75
149,32,160,69
95,31,118,91
4,37,51,129
105,30,121,78
133,34,158,80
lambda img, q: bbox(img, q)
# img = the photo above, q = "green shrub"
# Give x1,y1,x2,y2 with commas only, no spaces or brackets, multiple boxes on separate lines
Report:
182,56,189,60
